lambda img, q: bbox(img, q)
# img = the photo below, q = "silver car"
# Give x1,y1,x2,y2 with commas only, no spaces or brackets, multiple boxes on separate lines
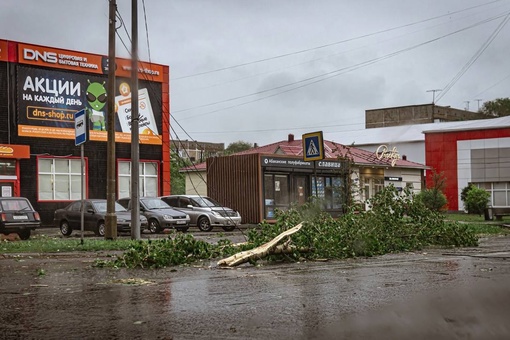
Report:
117,197,190,233
159,195,241,232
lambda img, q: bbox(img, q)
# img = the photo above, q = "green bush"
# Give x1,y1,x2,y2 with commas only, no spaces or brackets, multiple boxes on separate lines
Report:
464,186,490,215
415,188,448,211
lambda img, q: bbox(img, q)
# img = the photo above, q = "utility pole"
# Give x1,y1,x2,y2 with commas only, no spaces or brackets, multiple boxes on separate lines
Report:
131,0,141,240
464,101,470,111
105,0,117,240
475,99,483,111
426,89,442,104
427,89,442,122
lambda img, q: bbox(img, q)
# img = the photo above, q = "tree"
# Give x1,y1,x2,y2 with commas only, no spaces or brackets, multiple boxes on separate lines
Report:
479,98,510,117
416,189,448,212
416,170,448,211
170,151,190,195
224,140,253,155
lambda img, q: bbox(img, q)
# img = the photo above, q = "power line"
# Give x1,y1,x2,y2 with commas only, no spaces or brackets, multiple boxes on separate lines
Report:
172,0,506,80
183,5,507,94
181,120,364,135
436,11,510,102
116,4,509,128
117,6,243,211
472,72,510,98
117,5,508,153
172,12,509,120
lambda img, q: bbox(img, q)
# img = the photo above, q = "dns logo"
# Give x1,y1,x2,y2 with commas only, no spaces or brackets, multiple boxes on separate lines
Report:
23,48,58,64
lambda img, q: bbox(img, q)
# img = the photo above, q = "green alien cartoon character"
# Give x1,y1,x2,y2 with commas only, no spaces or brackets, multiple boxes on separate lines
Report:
85,80,107,131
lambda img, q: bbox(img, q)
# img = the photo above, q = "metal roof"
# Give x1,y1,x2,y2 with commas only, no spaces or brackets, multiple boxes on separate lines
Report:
328,116,510,145
233,138,426,169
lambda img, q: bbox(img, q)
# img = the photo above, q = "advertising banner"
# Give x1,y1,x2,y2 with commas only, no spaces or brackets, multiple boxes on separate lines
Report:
17,65,162,145
17,42,165,82
18,42,104,74
0,144,30,159
114,58,165,83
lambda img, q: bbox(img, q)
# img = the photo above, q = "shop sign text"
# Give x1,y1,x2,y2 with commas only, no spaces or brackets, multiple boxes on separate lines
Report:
376,145,400,166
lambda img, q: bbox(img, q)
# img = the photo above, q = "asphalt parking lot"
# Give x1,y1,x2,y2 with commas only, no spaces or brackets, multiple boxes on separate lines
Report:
31,224,254,243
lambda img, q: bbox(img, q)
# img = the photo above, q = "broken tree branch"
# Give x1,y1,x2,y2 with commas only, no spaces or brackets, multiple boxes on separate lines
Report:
217,222,303,267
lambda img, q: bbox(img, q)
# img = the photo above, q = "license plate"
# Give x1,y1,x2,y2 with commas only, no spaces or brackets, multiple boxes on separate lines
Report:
176,220,186,225
13,215,28,220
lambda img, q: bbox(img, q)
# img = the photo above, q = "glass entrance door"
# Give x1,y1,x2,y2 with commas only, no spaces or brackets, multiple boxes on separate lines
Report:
293,176,307,206
264,174,289,219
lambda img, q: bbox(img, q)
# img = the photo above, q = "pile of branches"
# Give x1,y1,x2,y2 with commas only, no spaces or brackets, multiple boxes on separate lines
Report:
232,186,478,266
101,186,478,269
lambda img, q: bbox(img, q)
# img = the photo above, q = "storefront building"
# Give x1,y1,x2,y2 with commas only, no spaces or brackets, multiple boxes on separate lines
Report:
0,39,170,225
197,134,427,224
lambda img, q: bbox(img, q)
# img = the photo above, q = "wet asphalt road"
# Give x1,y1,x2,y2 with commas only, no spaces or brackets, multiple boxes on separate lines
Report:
1,231,510,339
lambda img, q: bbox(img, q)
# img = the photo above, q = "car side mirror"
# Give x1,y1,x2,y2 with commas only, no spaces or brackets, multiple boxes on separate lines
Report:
186,204,193,209
87,208,94,214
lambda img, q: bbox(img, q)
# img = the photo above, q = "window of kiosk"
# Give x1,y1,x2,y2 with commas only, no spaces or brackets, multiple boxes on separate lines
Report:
264,174,289,219
312,176,344,211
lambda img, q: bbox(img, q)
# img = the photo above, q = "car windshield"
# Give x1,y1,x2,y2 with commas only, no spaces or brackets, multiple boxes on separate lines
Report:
115,202,128,212
192,196,222,208
0,199,31,212
142,198,171,210
92,201,127,213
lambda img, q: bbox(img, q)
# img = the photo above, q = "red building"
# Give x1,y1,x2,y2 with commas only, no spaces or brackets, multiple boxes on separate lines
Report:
424,116,510,211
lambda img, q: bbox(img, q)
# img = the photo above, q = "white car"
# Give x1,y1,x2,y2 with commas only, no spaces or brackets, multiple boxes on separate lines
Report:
159,195,241,232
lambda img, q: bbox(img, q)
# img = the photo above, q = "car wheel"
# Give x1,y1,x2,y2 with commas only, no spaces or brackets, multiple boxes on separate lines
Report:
222,225,236,232
17,229,31,240
176,226,189,232
197,217,213,232
60,221,73,236
148,219,162,234
96,221,106,237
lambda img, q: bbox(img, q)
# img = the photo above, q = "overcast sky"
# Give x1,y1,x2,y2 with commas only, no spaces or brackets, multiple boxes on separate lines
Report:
1,0,509,146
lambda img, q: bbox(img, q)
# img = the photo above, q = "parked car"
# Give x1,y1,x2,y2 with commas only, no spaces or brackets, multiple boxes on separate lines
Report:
159,195,241,232
116,197,190,233
0,197,41,240
53,199,148,237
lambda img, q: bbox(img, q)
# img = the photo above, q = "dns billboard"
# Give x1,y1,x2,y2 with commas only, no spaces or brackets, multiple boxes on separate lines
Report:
14,42,166,145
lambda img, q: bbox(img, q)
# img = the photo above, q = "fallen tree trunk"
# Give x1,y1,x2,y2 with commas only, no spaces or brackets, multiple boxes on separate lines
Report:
218,222,303,267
